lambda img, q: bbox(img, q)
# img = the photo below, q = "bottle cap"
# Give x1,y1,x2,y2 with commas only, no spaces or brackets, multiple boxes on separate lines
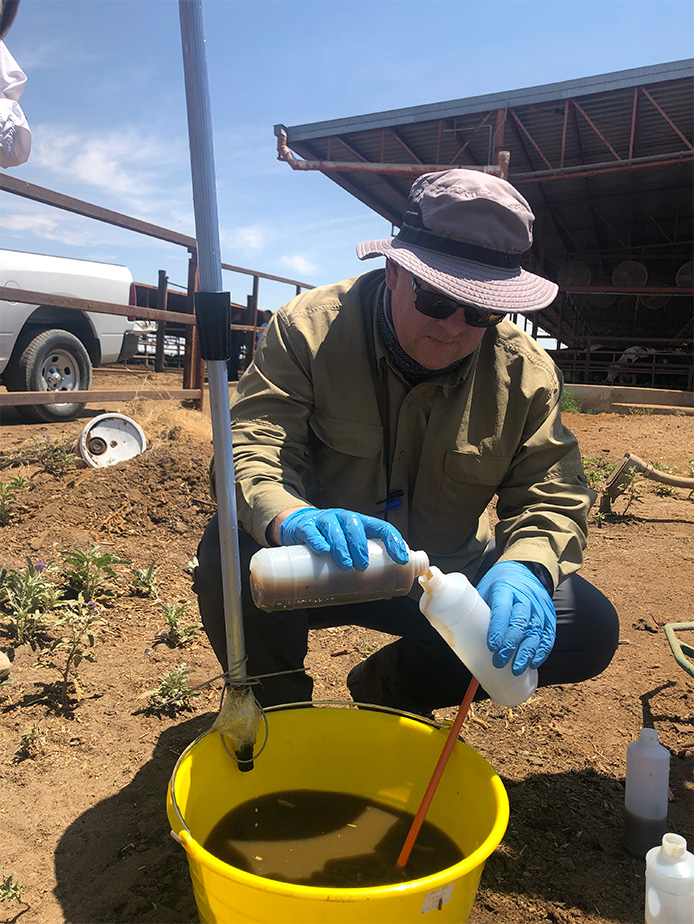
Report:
661,833,687,859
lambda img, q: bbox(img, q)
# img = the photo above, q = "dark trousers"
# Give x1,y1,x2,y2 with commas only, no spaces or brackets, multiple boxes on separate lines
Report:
192,514,620,713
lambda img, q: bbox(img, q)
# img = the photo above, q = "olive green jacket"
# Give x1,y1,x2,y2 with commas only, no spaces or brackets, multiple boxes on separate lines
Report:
229,270,594,589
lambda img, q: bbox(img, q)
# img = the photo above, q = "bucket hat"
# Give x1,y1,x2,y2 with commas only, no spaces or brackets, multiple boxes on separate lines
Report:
357,169,558,313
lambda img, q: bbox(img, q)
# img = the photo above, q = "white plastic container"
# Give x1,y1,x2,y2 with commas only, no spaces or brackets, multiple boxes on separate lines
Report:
645,833,694,924
75,413,147,468
624,727,671,858
249,540,430,611
418,566,538,707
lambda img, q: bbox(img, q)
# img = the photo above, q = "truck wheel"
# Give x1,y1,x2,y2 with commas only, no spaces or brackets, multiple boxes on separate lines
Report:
4,329,93,422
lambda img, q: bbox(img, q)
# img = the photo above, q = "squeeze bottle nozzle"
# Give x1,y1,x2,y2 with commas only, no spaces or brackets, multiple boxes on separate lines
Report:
418,566,538,707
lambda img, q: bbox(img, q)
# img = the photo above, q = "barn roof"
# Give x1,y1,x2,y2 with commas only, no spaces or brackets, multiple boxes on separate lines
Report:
275,59,694,351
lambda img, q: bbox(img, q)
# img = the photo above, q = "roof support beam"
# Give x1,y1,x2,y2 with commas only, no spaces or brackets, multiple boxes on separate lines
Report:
571,99,622,160
509,109,554,170
640,86,694,151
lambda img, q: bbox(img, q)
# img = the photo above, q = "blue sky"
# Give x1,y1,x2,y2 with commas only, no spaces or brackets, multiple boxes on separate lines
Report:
3,0,693,311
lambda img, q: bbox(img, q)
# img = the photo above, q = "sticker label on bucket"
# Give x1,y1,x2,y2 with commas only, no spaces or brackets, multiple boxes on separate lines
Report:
421,882,454,913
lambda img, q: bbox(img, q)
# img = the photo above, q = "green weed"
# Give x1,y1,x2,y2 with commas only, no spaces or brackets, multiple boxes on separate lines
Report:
581,456,617,493
649,460,679,497
18,723,45,760
130,561,160,598
0,558,61,645
0,476,28,527
156,601,202,647
148,663,199,714
0,867,22,903
39,596,106,706
32,434,78,477
60,542,127,601
560,389,583,414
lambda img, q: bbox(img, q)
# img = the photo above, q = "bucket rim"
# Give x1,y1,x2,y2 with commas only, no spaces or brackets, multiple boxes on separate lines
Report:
168,702,510,901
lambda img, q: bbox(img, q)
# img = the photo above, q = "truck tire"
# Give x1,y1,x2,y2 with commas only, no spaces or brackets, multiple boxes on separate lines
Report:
4,329,93,422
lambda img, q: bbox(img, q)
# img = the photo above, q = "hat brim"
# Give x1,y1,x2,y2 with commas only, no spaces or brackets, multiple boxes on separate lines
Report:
356,237,558,313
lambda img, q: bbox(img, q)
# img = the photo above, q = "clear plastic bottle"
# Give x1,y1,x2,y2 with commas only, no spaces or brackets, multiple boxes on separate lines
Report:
249,540,430,611
623,727,671,858
645,833,694,924
418,566,538,707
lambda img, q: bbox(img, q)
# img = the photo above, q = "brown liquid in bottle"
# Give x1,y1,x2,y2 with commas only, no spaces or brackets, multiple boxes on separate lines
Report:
204,789,463,887
623,807,668,858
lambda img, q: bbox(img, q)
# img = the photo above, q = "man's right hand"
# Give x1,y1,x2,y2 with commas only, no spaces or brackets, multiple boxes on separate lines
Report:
278,507,409,571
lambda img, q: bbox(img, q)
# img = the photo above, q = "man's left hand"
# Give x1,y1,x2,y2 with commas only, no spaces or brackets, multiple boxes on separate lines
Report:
476,561,556,676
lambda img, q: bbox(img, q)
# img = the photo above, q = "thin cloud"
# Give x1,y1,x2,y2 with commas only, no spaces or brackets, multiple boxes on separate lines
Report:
277,254,318,276
4,211,94,247
31,124,189,219
223,224,272,255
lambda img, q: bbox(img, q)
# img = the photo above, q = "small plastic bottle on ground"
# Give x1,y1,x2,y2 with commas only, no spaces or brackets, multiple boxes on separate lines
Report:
645,833,694,924
623,727,671,858
249,540,430,611
418,566,538,707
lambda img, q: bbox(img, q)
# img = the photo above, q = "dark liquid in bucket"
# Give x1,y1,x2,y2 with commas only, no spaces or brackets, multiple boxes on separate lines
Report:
204,789,464,887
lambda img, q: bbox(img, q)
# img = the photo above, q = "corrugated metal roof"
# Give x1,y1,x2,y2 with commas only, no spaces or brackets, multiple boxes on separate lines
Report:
277,59,694,355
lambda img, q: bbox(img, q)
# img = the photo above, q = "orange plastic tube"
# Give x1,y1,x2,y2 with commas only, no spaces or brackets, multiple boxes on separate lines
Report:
396,676,480,868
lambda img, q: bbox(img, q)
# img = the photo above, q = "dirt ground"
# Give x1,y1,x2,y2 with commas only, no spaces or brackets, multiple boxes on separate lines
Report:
1,367,693,924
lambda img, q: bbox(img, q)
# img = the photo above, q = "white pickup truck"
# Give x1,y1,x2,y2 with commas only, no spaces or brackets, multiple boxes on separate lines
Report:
0,248,140,422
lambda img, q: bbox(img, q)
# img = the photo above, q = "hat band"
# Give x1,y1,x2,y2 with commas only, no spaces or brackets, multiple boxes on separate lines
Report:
395,226,522,270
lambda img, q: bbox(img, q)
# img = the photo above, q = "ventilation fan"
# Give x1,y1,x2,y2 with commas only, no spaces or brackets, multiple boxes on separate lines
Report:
640,294,670,310
676,261,693,288
557,261,591,286
612,261,648,287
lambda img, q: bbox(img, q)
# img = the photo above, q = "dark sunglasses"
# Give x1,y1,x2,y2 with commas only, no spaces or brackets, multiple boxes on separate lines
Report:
410,275,506,328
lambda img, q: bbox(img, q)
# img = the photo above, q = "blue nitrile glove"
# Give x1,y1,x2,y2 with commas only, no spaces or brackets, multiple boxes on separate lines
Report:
475,561,556,676
279,507,409,572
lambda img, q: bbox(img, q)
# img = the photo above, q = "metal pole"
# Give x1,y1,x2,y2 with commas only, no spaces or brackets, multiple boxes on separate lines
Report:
179,0,246,683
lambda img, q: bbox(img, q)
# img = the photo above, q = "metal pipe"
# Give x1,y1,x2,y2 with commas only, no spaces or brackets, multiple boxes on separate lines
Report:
600,452,694,513
179,0,246,683
512,150,694,183
275,128,511,180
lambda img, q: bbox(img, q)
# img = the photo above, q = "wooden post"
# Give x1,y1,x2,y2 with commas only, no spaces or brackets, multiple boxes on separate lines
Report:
183,250,205,411
154,269,168,373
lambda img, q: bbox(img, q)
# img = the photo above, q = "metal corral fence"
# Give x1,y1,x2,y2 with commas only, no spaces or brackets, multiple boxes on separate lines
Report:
0,173,313,413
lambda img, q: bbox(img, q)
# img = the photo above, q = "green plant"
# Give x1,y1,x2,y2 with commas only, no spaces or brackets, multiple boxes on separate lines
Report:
18,723,45,759
0,558,61,645
0,867,22,903
560,389,583,414
40,596,106,706
130,561,160,598
649,460,679,497
581,456,617,494
60,542,127,601
619,469,643,516
156,601,202,647
0,476,27,527
148,663,199,713
32,434,78,477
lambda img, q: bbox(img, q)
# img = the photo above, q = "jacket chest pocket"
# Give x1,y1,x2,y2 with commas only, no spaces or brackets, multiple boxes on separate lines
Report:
418,450,512,554
308,411,384,510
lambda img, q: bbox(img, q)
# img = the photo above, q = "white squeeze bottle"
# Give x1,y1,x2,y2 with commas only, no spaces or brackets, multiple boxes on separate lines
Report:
645,834,694,924
624,727,671,858
418,566,538,707
249,540,430,611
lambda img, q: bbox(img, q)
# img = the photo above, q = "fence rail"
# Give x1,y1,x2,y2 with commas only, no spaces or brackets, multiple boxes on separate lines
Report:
1,175,314,415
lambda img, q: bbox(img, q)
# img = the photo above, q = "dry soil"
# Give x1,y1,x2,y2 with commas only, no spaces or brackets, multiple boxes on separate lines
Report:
0,368,693,924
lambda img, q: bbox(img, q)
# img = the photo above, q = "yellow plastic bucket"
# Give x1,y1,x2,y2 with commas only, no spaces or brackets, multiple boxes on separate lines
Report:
167,704,508,923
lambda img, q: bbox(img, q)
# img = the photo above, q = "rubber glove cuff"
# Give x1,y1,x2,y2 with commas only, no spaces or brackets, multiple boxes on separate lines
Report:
476,561,556,676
